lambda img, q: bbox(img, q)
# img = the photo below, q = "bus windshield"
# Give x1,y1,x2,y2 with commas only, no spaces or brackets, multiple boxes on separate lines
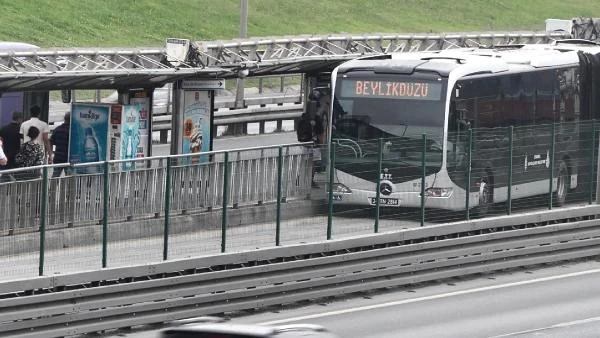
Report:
333,72,447,144
330,71,448,182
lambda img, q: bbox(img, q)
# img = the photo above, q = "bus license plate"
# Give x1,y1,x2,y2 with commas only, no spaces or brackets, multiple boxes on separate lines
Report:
369,197,399,206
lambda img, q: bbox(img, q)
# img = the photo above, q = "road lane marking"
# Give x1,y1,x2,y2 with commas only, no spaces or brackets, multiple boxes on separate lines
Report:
259,267,600,325
489,316,600,337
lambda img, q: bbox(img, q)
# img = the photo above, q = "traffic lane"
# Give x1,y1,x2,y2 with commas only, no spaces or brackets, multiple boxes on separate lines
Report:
102,260,600,338
250,261,600,338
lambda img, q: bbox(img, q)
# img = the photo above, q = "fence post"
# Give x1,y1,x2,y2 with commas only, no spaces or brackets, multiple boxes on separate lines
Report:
548,124,556,210
38,166,49,276
102,161,109,268
465,129,473,221
163,159,172,260
327,143,336,240
507,126,513,215
596,125,600,203
221,152,230,253
590,121,596,205
276,146,283,246
421,134,426,227
374,139,383,233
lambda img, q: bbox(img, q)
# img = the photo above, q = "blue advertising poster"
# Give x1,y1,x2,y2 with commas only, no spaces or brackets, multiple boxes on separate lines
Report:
121,104,140,170
182,90,211,159
70,103,109,173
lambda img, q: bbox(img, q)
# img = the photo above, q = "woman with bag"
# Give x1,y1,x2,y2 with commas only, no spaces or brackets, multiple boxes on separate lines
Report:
15,126,44,181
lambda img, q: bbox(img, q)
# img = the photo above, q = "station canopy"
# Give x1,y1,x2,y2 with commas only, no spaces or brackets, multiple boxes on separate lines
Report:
0,48,228,91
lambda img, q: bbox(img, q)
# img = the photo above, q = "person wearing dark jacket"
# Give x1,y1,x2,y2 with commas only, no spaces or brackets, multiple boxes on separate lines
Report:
0,111,23,182
50,112,70,177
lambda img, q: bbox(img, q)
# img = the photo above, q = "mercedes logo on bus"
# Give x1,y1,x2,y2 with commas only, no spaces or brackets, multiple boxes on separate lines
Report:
379,181,394,196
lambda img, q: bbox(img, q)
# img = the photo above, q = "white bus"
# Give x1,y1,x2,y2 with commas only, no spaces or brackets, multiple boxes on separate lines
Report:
328,42,600,214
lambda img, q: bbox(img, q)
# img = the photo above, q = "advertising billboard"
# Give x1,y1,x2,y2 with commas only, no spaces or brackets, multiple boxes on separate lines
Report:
70,103,110,173
110,104,142,170
129,90,150,158
182,90,211,156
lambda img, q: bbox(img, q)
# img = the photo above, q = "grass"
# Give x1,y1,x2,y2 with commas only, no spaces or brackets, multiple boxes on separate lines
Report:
0,0,598,48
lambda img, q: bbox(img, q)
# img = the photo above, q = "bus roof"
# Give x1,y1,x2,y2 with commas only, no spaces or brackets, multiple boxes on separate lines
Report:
549,39,600,54
335,44,581,78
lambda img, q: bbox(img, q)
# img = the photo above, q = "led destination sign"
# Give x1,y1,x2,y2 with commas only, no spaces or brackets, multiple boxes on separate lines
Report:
340,79,442,100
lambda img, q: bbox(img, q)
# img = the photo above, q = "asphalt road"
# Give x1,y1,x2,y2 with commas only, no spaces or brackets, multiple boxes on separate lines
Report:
109,259,600,338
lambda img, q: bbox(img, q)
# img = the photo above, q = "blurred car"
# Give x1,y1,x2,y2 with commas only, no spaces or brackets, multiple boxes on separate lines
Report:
160,321,340,338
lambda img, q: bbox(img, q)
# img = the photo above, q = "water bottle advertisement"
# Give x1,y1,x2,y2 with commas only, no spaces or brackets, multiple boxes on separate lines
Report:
109,104,141,170
69,103,110,173
129,90,150,158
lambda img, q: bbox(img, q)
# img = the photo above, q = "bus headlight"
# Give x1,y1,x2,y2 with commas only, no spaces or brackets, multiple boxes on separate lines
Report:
330,183,352,194
425,187,453,198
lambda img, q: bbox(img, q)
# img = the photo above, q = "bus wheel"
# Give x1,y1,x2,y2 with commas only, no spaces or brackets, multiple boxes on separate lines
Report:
476,175,493,217
554,161,568,206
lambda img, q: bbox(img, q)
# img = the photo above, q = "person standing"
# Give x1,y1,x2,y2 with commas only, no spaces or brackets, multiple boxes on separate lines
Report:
20,105,53,164
0,111,23,181
15,126,45,180
50,112,70,177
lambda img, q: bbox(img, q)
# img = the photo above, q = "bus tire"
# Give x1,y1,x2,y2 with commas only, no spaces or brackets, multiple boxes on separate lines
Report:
475,174,493,217
554,160,569,206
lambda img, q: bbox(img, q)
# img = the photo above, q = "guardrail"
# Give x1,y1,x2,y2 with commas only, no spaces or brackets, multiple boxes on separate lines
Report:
0,204,599,337
50,79,304,142
153,101,303,141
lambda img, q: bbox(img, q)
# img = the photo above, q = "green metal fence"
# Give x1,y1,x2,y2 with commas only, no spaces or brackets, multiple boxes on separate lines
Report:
0,143,312,279
0,122,598,280
327,121,599,230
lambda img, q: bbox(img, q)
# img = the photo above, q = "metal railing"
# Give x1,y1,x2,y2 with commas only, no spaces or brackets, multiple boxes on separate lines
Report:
0,142,312,246
50,75,304,140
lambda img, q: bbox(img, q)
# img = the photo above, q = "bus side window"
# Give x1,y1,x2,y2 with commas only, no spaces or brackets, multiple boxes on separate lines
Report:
534,69,556,124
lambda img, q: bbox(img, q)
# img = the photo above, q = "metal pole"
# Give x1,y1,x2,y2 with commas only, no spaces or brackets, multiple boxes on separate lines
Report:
327,143,336,240
102,161,109,268
374,139,382,233
589,121,596,204
276,146,283,246
465,129,473,220
221,152,230,253
548,124,556,210
240,0,248,38
421,134,426,227
235,0,248,109
38,166,48,276
596,125,600,203
507,126,513,215
163,159,172,260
